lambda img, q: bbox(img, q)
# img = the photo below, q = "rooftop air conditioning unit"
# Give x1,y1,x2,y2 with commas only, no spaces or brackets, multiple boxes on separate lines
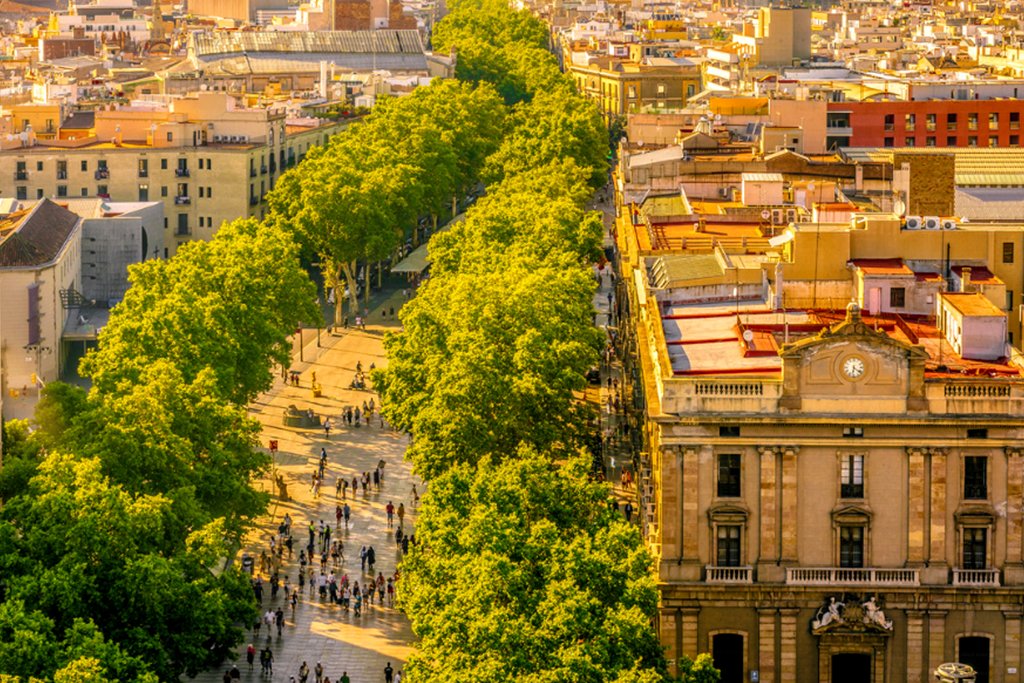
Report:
905,215,923,230
924,216,941,230
239,135,248,143
771,208,784,224
786,208,798,223
942,218,958,230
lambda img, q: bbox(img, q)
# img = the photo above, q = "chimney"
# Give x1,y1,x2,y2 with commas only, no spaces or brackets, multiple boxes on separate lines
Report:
961,266,972,292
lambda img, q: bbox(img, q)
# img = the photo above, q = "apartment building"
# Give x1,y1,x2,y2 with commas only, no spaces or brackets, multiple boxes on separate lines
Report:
0,199,81,413
826,99,1024,149
0,92,347,254
568,57,703,121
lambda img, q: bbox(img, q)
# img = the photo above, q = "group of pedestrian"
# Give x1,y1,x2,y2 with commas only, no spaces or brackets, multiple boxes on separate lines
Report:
234,381,425,682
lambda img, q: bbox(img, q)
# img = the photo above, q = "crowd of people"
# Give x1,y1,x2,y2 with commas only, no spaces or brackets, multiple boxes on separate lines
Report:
223,355,420,683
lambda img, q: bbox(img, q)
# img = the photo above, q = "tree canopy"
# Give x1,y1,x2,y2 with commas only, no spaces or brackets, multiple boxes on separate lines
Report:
0,217,313,681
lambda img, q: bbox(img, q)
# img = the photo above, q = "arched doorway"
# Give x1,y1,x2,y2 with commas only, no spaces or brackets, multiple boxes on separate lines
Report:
958,636,991,683
712,633,744,683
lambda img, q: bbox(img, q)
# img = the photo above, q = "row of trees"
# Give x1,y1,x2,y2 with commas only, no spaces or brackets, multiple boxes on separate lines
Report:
0,219,319,681
267,79,507,326
374,0,677,680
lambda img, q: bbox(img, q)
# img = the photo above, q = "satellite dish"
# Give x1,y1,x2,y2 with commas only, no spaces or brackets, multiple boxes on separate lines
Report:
761,209,772,220
742,329,754,342
893,198,906,216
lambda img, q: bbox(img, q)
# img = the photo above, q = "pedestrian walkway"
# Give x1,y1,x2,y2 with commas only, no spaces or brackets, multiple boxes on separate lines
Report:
190,293,421,683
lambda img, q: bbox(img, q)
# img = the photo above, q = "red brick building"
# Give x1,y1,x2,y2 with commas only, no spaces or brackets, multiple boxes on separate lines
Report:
826,100,1024,150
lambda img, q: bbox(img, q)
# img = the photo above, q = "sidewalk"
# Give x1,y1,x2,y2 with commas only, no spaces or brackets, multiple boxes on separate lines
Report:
189,293,421,683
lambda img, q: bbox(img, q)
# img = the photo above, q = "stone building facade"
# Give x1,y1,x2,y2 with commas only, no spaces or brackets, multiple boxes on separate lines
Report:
622,267,1024,682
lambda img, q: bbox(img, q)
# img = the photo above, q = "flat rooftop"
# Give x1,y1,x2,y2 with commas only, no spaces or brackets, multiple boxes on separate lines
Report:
661,302,1021,378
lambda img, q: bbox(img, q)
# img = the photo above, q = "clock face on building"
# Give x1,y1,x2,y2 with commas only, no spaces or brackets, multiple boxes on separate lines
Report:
843,357,866,379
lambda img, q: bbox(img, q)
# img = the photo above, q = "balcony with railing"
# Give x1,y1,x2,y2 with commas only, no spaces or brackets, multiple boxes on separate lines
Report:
14,170,28,180
94,169,109,180
174,195,191,205
249,168,257,178
175,167,190,177
706,566,753,584
175,226,192,237
260,164,268,175
952,568,1000,587
249,195,259,206
57,171,67,180
786,567,920,586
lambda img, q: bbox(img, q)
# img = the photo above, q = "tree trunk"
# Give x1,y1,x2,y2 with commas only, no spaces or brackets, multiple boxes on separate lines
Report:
325,260,344,327
339,260,360,322
377,261,383,289
452,194,458,218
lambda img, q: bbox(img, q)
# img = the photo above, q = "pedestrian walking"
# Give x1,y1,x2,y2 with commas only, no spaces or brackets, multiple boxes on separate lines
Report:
299,661,309,683
411,484,419,507
385,501,395,527
275,607,284,637
315,661,324,683
324,418,331,439
367,545,376,572
384,662,394,683
246,644,256,670
343,502,351,528
397,502,405,526
360,545,367,571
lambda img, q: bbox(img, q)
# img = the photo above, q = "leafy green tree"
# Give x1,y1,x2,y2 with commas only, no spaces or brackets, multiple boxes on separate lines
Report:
678,654,721,683
428,160,603,276
485,88,609,188
376,260,601,479
432,0,550,56
80,218,318,406
0,453,255,681
399,450,667,682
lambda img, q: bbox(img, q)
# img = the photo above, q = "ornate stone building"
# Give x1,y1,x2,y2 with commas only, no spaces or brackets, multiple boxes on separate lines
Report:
622,254,1024,682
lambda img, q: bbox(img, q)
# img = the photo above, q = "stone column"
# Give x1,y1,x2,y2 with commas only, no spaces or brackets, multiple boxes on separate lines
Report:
906,609,926,683
779,609,799,682
681,447,700,580
907,448,927,565
780,447,799,563
758,446,779,574
758,608,776,683
681,607,700,660
1006,611,1022,683
1007,449,1024,582
660,608,679,678
927,610,948,677
929,449,948,567
661,447,681,561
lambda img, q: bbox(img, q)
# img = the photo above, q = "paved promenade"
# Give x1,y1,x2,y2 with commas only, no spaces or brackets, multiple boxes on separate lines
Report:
192,289,422,683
